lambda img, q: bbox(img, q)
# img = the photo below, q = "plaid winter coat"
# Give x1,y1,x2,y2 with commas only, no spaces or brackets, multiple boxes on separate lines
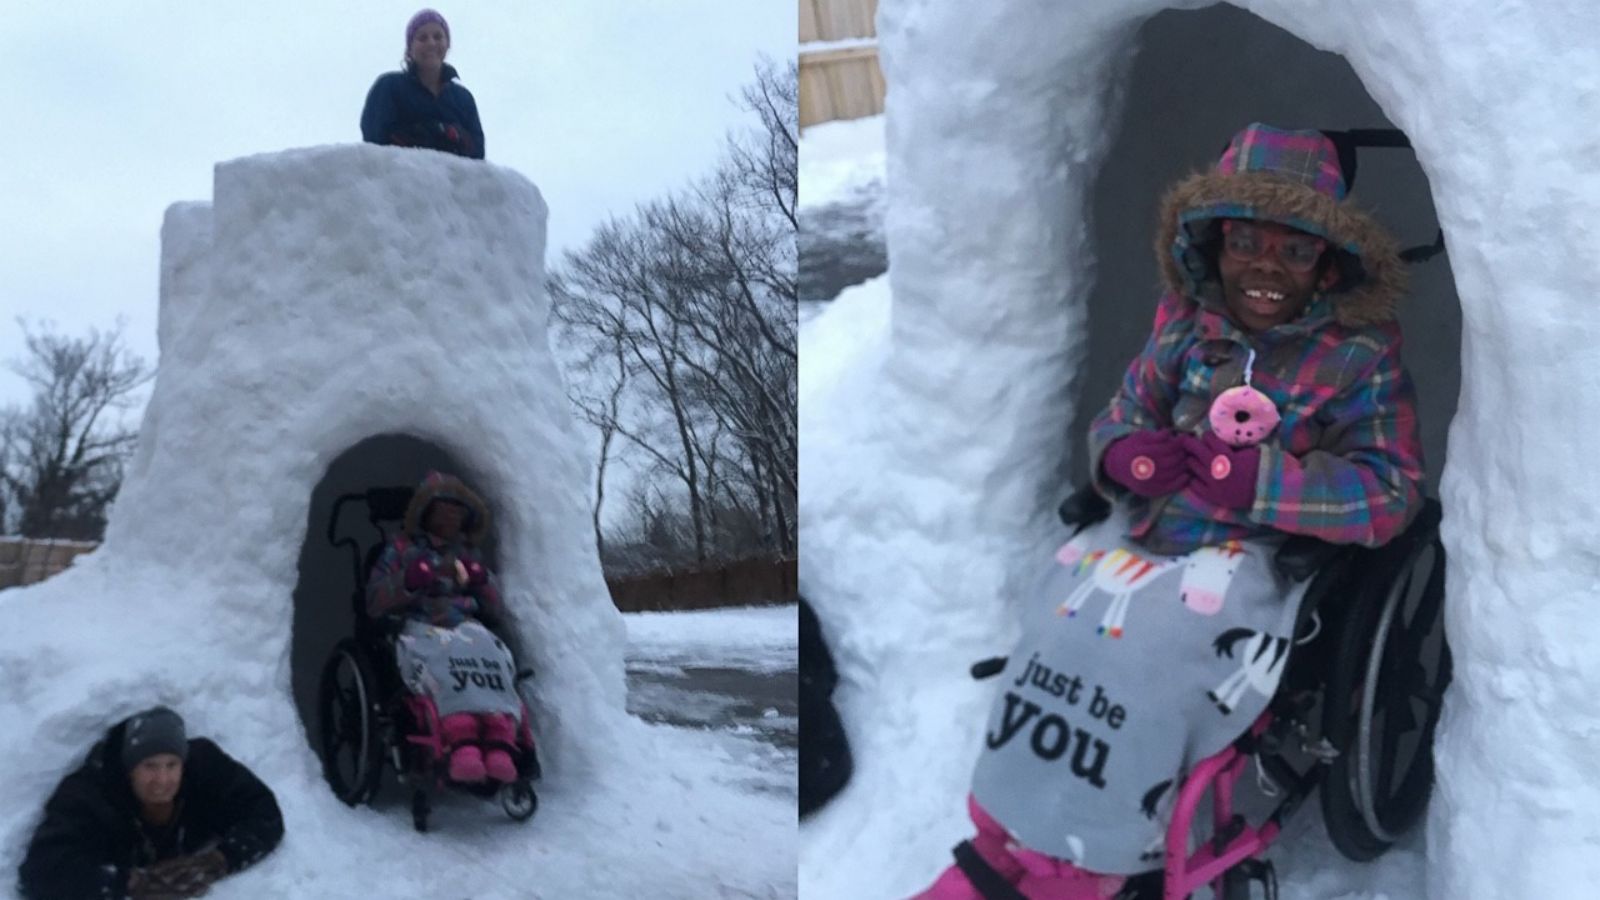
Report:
1087,124,1424,555
366,472,505,627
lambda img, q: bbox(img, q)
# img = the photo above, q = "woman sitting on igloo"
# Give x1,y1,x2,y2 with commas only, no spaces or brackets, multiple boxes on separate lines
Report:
366,471,523,785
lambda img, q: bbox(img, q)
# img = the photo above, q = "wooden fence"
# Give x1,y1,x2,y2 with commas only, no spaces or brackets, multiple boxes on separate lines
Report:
799,0,885,129
1,534,793,614
0,538,97,590
606,558,798,613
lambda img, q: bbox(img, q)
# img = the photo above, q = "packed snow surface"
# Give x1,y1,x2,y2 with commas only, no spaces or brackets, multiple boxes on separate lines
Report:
0,144,792,899
623,605,800,806
799,1,1600,898
625,603,799,673
797,115,885,210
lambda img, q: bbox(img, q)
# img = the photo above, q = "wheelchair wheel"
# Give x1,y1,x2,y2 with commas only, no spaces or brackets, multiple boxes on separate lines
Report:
1321,507,1451,861
319,639,384,805
501,779,538,822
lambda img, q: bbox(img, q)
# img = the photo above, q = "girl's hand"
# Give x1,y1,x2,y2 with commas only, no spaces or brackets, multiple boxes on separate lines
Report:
1103,430,1191,497
1181,432,1260,509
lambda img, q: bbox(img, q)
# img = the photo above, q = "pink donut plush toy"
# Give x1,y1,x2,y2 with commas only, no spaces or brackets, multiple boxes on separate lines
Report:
1207,349,1280,449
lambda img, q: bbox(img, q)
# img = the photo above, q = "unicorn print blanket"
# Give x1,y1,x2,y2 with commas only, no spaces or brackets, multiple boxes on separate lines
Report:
968,507,1310,874
394,619,523,720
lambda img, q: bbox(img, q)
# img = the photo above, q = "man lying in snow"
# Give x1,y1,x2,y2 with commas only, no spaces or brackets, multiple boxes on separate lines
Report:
799,596,853,817
17,706,284,900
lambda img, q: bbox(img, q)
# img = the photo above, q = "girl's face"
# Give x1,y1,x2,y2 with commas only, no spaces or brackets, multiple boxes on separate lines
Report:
1216,220,1332,333
425,499,467,540
408,22,449,69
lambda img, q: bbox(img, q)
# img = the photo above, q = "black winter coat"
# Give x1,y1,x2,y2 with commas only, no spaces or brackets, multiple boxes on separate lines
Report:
17,719,284,900
799,597,853,817
361,63,485,159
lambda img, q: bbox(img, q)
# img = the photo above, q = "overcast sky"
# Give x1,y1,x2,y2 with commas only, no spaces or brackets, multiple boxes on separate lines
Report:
0,0,794,404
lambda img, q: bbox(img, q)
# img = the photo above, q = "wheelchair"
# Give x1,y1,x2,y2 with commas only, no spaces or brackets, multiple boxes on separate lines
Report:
963,486,1451,900
316,486,542,832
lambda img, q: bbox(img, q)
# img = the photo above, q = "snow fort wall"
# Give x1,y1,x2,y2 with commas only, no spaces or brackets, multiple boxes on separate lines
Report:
801,1,1600,898
0,145,628,871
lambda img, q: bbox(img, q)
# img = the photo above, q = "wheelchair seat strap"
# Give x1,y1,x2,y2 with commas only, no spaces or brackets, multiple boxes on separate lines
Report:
952,840,1029,900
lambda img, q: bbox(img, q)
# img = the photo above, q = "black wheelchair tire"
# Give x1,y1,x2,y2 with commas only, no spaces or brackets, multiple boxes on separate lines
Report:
318,639,385,805
501,779,539,822
1320,512,1450,861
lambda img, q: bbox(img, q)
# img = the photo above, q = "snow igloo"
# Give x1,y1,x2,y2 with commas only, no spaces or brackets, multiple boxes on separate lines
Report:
0,145,786,898
800,2,1598,898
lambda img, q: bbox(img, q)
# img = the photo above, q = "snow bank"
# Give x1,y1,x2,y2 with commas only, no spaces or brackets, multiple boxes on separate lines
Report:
0,144,791,899
797,114,886,210
800,2,1600,899
625,603,798,672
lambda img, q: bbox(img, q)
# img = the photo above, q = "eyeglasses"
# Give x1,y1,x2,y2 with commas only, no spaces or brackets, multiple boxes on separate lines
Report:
1221,220,1326,273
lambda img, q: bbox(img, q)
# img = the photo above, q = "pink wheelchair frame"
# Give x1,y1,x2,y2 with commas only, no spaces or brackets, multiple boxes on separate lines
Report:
1158,714,1281,900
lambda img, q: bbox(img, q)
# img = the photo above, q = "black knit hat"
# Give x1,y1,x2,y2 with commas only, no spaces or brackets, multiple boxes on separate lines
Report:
122,706,189,770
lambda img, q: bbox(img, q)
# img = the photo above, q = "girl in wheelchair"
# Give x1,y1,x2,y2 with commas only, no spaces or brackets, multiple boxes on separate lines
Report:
367,471,526,786
914,123,1426,899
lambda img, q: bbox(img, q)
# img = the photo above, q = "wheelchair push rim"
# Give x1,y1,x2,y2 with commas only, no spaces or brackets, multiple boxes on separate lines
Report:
319,641,384,805
1321,512,1450,860
1354,530,1450,842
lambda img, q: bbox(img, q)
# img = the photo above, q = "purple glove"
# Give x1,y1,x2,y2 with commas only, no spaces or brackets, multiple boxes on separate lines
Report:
404,557,437,592
1102,430,1190,498
1182,431,1260,509
463,559,488,587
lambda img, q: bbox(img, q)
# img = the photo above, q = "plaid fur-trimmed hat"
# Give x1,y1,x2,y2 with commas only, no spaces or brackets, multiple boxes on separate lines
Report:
403,470,491,543
1156,123,1406,328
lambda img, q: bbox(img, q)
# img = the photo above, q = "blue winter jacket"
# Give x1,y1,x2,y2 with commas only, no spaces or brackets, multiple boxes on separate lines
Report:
360,63,485,159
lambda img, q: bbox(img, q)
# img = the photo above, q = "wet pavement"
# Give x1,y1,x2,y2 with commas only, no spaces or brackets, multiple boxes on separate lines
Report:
799,193,888,304
626,659,798,800
626,663,798,749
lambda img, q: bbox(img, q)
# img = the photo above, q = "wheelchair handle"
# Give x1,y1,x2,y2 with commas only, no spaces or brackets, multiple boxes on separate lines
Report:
328,492,370,590
1057,485,1111,530
971,657,1007,680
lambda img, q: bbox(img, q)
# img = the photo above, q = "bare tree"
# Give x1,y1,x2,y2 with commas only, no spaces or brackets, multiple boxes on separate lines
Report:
731,57,799,232
551,220,714,566
560,329,632,559
0,408,18,533
1,322,153,540
551,61,797,570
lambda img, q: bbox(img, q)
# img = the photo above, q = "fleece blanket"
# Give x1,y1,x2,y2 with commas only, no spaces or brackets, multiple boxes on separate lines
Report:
394,619,522,719
969,507,1309,874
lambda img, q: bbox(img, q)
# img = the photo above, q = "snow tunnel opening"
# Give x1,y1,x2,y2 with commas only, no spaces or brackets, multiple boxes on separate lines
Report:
290,433,500,762
1069,3,1462,496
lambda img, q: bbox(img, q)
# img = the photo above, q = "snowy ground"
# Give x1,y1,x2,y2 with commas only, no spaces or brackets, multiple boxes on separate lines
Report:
2,586,798,900
797,116,1429,900
624,604,799,803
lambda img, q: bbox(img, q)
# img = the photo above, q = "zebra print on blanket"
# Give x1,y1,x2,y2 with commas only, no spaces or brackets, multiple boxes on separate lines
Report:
968,505,1310,875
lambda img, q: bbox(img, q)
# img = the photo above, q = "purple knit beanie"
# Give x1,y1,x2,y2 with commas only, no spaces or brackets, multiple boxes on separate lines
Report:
406,9,449,46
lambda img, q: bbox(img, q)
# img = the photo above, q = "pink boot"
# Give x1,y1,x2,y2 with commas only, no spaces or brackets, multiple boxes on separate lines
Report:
480,713,520,783
440,713,486,784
